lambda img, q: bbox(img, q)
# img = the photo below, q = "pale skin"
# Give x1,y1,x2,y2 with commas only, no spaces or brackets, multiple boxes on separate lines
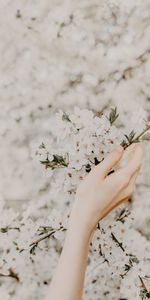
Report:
45,143,143,300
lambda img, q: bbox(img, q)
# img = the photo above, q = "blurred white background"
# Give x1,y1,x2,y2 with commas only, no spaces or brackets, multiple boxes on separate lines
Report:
0,0,150,231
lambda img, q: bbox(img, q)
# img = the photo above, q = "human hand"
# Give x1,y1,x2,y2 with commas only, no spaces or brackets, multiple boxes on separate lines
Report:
70,144,143,235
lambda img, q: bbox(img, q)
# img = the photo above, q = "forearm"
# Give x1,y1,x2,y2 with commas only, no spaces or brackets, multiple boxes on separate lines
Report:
45,208,93,300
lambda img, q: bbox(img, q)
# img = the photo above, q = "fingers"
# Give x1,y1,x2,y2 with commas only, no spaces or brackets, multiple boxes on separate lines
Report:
103,168,140,215
104,144,143,193
112,169,140,207
124,144,143,177
90,145,124,179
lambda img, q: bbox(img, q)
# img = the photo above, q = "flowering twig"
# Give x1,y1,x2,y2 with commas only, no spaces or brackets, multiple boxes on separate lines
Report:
0,268,20,282
119,255,139,279
121,124,150,149
29,226,66,255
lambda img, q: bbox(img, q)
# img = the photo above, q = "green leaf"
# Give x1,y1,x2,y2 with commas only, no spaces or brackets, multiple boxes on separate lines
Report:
140,288,150,299
53,154,65,163
0,226,20,233
30,244,37,255
40,154,68,169
124,264,131,271
62,113,71,122
147,114,150,123
13,241,18,246
124,130,136,144
116,208,130,223
0,226,9,233
108,107,119,125
52,155,68,167
16,10,22,18
39,142,46,149
85,163,91,173
118,208,126,218
142,133,150,141
128,254,139,264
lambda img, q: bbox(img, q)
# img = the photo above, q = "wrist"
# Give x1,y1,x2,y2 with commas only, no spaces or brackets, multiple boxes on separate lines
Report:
69,204,95,240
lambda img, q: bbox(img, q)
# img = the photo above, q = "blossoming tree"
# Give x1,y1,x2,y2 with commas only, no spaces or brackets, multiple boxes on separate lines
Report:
0,107,150,300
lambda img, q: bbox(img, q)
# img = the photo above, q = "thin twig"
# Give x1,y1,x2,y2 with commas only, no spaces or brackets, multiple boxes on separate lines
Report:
30,226,66,247
111,232,125,252
122,124,150,149
29,230,56,247
134,124,150,141
0,268,20,282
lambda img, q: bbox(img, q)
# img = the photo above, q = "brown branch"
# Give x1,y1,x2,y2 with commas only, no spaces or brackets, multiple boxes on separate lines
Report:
0,267,20,282
139,276,147,290
30,226,66,247
29,230,56,247
134,124,150,141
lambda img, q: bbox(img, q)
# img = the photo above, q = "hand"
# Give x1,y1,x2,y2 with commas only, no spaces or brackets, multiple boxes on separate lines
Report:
70,144,143,235
46,144,143,300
